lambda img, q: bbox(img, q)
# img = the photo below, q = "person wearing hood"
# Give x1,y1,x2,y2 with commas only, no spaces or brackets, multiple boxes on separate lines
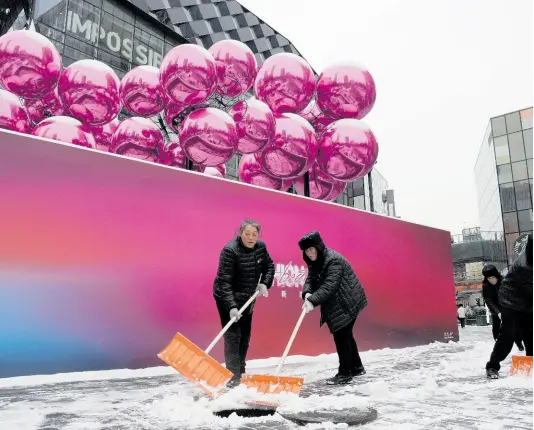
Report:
213,220,275,386
486,233,533,379
298,231,368,385
482,264,524,350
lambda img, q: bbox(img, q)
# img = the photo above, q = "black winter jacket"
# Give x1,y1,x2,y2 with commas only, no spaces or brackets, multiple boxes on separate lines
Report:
482,265,502,316
499,234,533,313
213,237,275,314
299,231,368,334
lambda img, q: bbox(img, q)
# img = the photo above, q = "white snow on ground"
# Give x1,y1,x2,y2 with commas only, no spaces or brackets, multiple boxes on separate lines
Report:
0,326,531,429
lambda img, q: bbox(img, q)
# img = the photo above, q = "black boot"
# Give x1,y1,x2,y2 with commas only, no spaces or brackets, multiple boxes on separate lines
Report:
326,373,353,385
486,368,499,379
227,374,241,388
351,366,366,377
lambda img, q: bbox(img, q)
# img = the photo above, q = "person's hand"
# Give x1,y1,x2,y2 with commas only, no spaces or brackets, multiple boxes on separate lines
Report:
257,283,268,297
230,308,241,321
498,313,501,319
304,293,311,301
302,300,314,313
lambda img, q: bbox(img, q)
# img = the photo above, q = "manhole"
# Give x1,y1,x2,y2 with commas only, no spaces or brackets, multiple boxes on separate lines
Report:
213,406,277,418
279,406,378,426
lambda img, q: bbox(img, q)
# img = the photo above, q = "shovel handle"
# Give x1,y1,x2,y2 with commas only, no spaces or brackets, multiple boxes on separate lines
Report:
275,307,307,376
205,275,262,354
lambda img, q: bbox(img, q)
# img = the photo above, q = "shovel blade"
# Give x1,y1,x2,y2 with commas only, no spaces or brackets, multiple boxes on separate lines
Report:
158,332,233,396
509,355,533,376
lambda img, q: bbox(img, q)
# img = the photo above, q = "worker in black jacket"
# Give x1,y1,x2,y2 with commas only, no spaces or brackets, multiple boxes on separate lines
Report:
299,231,368,385
213,220,275,386
486,234,533,379
482,264,524,350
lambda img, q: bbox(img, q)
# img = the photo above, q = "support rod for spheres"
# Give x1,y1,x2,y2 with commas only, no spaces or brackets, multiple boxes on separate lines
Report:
304,171,310,197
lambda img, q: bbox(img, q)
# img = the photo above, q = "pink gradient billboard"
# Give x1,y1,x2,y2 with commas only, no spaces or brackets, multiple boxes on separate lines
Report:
0,130,458,378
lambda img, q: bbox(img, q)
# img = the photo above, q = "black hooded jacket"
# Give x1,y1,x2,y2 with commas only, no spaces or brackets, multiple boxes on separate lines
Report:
213,237,275,313
298,231,368,334
499,234,533,313
482,265,502,316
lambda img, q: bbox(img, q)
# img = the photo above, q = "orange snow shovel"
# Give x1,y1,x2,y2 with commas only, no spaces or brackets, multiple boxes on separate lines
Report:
158,289,261,397
241,307,307,403
509,355,533,376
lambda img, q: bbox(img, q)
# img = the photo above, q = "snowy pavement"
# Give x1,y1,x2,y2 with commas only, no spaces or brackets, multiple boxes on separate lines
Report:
0,326,531,429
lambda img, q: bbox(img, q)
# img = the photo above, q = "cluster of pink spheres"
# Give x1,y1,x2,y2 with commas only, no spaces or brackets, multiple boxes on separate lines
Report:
0,30,378,201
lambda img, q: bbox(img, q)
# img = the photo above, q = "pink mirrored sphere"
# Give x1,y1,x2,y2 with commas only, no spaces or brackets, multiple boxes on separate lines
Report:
59,59,121,126
203,166,225,179
158,139,187,168
209,39,257,97
89,118,120,152
254,53,315,114
316,62,376,120
256,112,318,180
24,88,65,126
160,44,216,107
228,98,275,154
120,65,165,117
317,118,378,182
193,163,226,176
111,117,164,162
294,163,346,201
179,107,237,167
31,116,96,148
238,154,290,191
0,88,30,133
0,30,62,98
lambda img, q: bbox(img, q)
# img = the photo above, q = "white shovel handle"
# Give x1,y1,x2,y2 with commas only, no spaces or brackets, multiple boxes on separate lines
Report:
275,307,307,376
205,275,262,354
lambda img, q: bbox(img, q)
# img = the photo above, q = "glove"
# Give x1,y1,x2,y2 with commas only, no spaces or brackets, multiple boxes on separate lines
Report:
304,293,311,301
257,283,269,297
302,300,314,313
498,313,501,319
229,308,241,321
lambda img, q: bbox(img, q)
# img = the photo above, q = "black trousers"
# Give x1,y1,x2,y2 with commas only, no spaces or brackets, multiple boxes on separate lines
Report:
216,302,253,378
459,317,465,328
491,313,524,348
487,309,533,371
332,318,363,376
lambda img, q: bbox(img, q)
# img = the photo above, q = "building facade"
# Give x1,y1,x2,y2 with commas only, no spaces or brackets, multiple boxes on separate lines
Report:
475,107,533,265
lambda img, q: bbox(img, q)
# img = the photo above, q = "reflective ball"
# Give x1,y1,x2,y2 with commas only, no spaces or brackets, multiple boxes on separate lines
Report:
32,116,95,148
317,118,378,182
111,117,164,162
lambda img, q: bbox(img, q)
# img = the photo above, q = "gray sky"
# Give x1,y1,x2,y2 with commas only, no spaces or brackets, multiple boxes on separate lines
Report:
240,0,533,234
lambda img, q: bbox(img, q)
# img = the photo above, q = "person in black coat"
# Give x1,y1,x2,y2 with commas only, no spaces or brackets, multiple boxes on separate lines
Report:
486,234,533,379
213,220,275,386
482,264,524,350
298,231,368,385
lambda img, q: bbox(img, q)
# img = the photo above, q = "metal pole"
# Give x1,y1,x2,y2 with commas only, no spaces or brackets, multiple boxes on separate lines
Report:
303,171,310,197
367,171,374,212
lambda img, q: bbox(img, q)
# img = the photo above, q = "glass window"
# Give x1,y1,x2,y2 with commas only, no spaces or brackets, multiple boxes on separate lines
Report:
505,112,522,134
503,212,518,234
65,0,101,46
523,128,533,159
97,49,130,74
35,0,68,31
494,135,510,165
98,13,134,60
528,158,533,179
35,23,66,43
508,131,526,162
491,116,507,137
497,164,513,184
521,108,533,130
506,233,519,264
512,161,528,181
517,210,533,233
133,26,164,67
515,180,532,210
65,35,96,57
500,183,516,212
